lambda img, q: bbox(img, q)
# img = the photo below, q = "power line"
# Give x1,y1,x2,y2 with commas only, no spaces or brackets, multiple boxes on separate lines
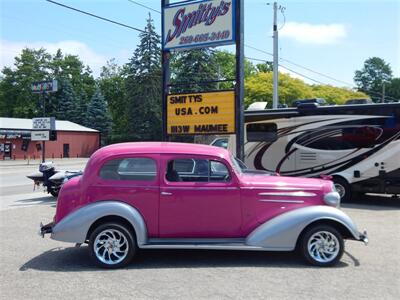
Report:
123,0,367,89
278,64,326,85
127,0,161,14
46,0,397,101
244,44,355,87
45,0,146,33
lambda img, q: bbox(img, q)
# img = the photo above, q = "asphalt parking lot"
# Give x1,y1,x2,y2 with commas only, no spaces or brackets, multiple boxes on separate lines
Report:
1,159,399,299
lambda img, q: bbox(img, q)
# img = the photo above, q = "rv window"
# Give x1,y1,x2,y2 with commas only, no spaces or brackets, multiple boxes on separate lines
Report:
247,123,278,142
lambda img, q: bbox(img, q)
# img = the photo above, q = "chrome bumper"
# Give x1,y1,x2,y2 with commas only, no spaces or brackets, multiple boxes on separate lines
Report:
38,222,54,238
358,230,368,245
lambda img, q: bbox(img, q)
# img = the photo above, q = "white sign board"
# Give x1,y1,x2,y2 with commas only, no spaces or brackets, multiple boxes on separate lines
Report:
163,0,235,50
31,131,50,141
32,117,55,130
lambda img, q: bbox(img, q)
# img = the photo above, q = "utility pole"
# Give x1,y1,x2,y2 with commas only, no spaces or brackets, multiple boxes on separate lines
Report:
42,92,46,163
272,1,279,109
382,83,385,103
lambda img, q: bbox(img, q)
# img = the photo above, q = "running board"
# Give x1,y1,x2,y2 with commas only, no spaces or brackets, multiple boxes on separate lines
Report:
139,238,266,251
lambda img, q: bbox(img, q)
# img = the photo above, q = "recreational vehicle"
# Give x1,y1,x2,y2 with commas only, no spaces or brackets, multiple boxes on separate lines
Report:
228,103,400,201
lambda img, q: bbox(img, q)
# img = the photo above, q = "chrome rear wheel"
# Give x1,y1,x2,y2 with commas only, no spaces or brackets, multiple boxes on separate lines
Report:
89,223,136,268
94,229,129,265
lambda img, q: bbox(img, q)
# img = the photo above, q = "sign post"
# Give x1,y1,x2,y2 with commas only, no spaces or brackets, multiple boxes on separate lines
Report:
235,0,245,160
162,0,244,159
31,80,58,162
162,0,170,142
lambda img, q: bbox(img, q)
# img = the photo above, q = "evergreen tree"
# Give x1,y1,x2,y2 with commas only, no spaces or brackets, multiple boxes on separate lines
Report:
75,90,88,126
125,14,162,141
172,49,219,93
56,79,78,121
86,87,112,143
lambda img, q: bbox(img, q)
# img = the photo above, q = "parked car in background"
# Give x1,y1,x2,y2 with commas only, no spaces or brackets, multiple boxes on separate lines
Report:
345,98,373,105
39,142,367,268
210,137,229,149
292,98,327,107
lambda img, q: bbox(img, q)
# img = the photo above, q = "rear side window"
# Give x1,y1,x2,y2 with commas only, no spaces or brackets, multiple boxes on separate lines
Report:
100,158,156,181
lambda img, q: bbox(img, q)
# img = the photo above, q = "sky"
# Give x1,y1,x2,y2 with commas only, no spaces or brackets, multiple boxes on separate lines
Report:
1,0,399,88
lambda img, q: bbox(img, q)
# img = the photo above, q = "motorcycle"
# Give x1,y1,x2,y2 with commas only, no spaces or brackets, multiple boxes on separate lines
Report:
27,162,82,197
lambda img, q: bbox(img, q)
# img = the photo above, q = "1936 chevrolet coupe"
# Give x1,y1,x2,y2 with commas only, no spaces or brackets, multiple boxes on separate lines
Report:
40,142,368,268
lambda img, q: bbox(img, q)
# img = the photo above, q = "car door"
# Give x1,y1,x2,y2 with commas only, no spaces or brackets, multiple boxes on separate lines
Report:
159,154,242,238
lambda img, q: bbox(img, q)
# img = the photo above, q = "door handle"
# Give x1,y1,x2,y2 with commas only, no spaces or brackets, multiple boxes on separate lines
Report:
161,192,173,196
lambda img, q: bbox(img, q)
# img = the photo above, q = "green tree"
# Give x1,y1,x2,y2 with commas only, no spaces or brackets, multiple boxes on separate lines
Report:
171,49,219,93
49,49,96,99
245,71,314,107
386,78,400,101
256,62,273,73
125,14,162,141
56,79,78,121
98,59,128,141
311,85,368,105
75,91,89,126
86,87,112,143
0,48,51,117
354,57,393,101
210,50,256,89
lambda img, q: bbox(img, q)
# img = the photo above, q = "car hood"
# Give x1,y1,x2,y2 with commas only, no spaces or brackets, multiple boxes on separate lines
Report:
239,173,326,191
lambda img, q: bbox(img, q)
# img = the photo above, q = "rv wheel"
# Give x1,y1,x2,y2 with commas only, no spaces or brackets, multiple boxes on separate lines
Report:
333,177,351,202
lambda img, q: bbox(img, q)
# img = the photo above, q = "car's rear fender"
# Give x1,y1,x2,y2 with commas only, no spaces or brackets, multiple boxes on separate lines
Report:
245,206,362,251
51,200,147,245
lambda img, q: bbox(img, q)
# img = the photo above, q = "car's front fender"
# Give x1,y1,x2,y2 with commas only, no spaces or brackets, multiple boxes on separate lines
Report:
51,201,147,246
246,206,363,251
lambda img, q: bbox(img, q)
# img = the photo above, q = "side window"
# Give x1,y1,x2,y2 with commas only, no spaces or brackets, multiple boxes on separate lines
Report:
166,158,230,182
100,158,156,181
247,123,278,142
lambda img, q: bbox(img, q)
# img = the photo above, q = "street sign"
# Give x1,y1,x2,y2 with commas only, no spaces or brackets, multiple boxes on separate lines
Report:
31,80,58,94
163,0,235,51
32,117,56,130
31,131,50,141
167,90,235,135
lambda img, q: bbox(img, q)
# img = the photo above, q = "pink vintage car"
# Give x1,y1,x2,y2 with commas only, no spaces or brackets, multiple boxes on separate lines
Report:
40,142,367,268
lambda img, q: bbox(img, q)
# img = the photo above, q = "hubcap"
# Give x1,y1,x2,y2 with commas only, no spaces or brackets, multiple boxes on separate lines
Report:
334,183,345,199
307,231,340,263
94,229,129,265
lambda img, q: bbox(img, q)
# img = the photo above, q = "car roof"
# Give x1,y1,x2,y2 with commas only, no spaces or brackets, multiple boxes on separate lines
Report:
91,142,230,160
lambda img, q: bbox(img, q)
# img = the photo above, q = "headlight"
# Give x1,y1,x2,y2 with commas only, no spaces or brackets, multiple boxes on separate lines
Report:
324,192,341,207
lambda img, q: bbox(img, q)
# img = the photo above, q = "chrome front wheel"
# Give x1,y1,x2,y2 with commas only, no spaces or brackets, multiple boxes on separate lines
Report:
89,223,136,268
307,231,340,263
300,225,344,267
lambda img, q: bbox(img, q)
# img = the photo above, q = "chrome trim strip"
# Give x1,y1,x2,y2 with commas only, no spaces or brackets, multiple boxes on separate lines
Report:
162,186,238,190
258,199,305,204
258,191,317,197
241,186,318,191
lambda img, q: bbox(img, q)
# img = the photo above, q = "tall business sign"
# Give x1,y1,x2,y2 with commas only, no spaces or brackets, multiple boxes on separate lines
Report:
31,80,58,162
163,0,235,50
162,0,244,159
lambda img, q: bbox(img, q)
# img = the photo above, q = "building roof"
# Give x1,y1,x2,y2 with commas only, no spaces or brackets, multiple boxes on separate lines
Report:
0,117,99,132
